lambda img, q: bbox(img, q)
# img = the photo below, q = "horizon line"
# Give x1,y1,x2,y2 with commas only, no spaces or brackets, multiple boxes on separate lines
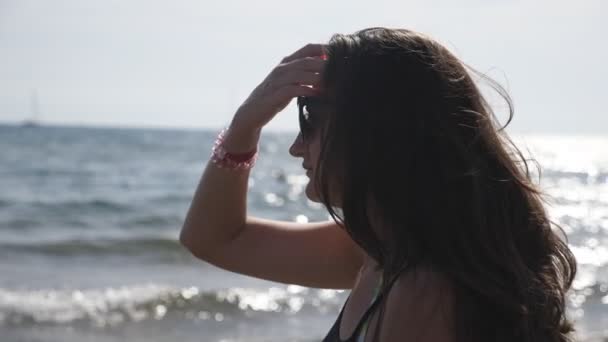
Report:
0,120,606,137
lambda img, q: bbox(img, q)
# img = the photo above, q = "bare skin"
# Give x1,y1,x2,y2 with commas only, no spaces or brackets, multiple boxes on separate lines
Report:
179,43,453,341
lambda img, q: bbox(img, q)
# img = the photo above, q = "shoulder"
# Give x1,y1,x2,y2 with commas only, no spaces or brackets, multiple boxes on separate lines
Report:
377,267,455,342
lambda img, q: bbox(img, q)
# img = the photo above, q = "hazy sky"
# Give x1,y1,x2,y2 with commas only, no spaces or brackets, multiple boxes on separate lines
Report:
0,0,605,133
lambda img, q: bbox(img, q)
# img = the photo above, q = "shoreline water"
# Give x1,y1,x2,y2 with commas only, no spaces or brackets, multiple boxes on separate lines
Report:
0,124,606,341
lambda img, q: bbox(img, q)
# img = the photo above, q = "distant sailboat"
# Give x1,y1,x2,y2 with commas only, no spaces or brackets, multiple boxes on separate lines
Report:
21,89,41,127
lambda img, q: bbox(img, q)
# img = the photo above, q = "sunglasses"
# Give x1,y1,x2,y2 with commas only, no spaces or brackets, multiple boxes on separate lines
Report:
297,95,329,142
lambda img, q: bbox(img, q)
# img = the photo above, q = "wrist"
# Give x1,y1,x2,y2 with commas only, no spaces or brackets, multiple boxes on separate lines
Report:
220,122,260,155
231,110,263,134
210,127,259,171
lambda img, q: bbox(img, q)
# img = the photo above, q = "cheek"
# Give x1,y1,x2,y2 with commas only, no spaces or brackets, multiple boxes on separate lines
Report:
308,140,322,163
309,149,320,164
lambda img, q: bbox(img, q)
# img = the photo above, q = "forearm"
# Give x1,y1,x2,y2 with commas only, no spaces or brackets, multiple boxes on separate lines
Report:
179,116,261,258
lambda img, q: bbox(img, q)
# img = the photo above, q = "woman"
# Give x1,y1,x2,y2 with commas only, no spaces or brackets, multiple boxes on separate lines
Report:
180,27,577,342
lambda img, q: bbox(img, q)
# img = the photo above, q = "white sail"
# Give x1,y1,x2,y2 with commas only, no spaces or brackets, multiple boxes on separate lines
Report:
21,89,41,127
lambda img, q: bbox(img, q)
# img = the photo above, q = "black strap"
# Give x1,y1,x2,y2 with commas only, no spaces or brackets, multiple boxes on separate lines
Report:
338,272,402,341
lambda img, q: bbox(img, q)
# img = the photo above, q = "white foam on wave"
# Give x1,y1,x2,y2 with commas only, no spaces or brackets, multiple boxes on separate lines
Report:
0,284,177,327
0,284,345,328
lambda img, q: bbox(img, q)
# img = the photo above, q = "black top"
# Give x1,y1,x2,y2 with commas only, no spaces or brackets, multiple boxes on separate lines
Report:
322,273,400,342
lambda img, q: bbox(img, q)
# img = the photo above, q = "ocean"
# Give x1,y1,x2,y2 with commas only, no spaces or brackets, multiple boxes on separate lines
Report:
0,124,606,342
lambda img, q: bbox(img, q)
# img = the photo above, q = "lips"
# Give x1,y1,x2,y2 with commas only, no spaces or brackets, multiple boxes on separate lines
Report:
302,164,312,171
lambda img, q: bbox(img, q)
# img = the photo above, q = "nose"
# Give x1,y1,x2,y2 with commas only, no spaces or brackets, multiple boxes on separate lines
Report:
289,132,306,157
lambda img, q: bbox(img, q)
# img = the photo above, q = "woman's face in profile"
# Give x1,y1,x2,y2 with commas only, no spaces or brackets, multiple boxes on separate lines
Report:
289,123,323,202
289,96,332,202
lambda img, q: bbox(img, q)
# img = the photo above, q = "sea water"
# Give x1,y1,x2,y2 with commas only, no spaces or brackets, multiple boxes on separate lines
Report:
0,124,606,342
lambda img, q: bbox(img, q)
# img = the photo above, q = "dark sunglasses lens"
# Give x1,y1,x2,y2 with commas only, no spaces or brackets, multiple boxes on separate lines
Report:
298,97,313,140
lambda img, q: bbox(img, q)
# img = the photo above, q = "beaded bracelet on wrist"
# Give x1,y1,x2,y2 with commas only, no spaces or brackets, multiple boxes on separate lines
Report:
210,127,258,170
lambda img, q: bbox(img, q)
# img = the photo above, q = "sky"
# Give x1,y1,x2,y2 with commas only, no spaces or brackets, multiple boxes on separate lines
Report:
0,0,606,134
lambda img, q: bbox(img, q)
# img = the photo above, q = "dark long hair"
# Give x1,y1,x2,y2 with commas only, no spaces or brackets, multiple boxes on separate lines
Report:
313,27,577,342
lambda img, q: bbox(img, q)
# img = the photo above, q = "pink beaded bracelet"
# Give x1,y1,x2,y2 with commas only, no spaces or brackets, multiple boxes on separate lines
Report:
210,127,258,170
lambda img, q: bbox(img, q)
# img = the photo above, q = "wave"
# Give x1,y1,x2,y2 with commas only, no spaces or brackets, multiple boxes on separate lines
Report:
0,199,10,209
0,218,41,229
31,199,133,213
0,284,345,328
0,237,184,257
0,196,187,230
148,193,193,205
0,282,604,330
0,194,190,214
122,214,183,228
1,214,183,231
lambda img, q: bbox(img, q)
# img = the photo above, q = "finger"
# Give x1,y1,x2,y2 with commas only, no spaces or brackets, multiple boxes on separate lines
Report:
281,43,328,64
275,84,318,100
282,56,327,73
274,70,322,89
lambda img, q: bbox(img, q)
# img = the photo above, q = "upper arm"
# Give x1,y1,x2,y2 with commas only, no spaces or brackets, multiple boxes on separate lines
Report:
185,216,366,289
370,269,455,342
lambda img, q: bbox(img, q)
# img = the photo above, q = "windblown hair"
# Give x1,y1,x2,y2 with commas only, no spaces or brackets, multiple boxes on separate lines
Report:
313,27,577,342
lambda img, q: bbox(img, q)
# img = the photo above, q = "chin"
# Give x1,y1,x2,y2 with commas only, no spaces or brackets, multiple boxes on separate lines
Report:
305,184,320,202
